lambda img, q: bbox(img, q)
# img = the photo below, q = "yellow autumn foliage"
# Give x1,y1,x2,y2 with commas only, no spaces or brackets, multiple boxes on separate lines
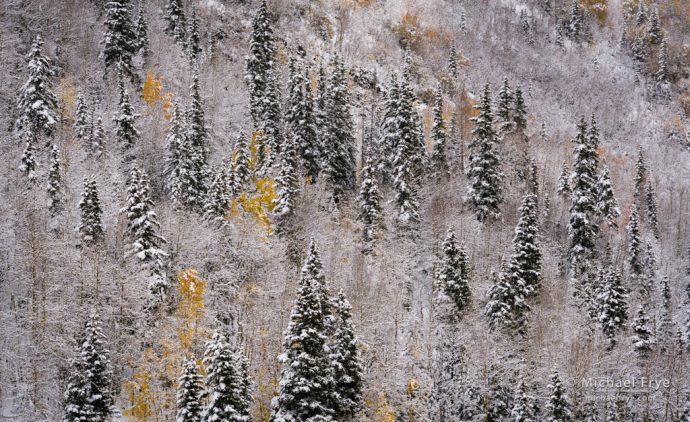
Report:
142,69,174,120
230,178,277,236
122,350,156,421
177,269,206,351
370,392,396,422
57,77,76,121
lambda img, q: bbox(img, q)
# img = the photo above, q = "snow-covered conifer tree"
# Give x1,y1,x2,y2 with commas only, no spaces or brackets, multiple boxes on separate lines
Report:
514,84,527,130
246,0,274,125
430,86,448,178
114,75,139,151
631,305,655,356
436,229,471,313
19,134,38,183
645,182,659,239
511,194,542,297
546,369,572,422
164,0,186,45
598,267,628,349
358,158,383,252
79,177,105,247
627,204,642,275
448,43,458,79
496,77,513,124
16,35,58,138
203,331,251,422
557,161,571,197
101,0,138,79
74,93,91,145
273,135,299,234
176,358,204,422
203,167,233,225
233,132,251,188
135,3,149,57
47,145,63,216
595,166,620,227
467,83,503,222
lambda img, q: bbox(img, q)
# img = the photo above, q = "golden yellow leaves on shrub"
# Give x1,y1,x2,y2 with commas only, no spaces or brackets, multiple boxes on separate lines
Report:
142,69,174,120
57,77,76,121
177,269,206,351
406,378,419,398
369,392,396,422
122,351,156,421
230,178,277,236
582,0,608,24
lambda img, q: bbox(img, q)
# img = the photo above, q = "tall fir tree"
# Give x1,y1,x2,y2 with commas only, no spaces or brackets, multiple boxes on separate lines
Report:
597,267,628,349
557,161,571,197
631,304,655,356
261,67,284,165
378,74,401,183
323,55,356,203
164,0,187,45
47,145,63,216
62,313,113,422
19,133,38,183
186,7,201,63
203,331,252,422
430,85,449,178
595,166,620,227
101,0,138,79
122,166,168,277
91,114,106,160
569,0,583,41
165,104,187,194
436,229,472,313
286,57,320,182
246,0,275,125
330,290,364,420
658,276,675,349
514,84,527,130
645,181,660,239
273,135,300,234
467,83,503,222
135,3,149,57
233,132,251,188
511,376,536,422
203,166,233,225
627,204,642,275
74,93,91,146
568,117,598,267
485,264,528,334
176,358,204,422
636,0,647,25
114,74,140,151
448,43,459,79
357,158,383,253
496,77,513,124
271,240,335,422
648,6,661,43
79,177,105,247
510,194,542,297
16,35,58,138
657,37,669,85
186,70,209,176
546,369,572,422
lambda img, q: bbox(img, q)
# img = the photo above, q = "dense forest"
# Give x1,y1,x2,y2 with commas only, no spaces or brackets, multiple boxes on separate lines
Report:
1,0,690,421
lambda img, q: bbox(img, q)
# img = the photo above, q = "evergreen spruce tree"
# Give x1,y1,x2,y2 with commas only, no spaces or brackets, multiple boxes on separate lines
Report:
595,166,621,227
203,167,232,225
485,264,528,334
47,145,63,216
546,369,572,422
173,134,203,210
176,358,204,422
631,305,655,356
658,276,675,349
597,267,628,349
467,83,503,222
496,77,513,124
633,148,647,200
569,0,583,41
511,194,542,297
164,0,187,45
399,55,426,175
261,67,284,164
186,7,201,63
187,70,209,175
271,241,335,422
286,57,320,182
587,114,601,170
357,158,383,252
448,43,459,79
483,366,512,421
165,104,187,194
246,0,275,125
101,0,138,79
323,55,356,203
645,182,660,239
314,64,328,153
436,229,471,313
114,74,140,151
79,177,105,247
392,138,420,226
273,135,299,233
16,35,58,138
122,166,168,276
203,331,251,422
430,85,448,178
63,313,113,422
233,132,251,188
635,0,647,26
648,6,661,43
91,114,106,160
632,35,646,70
557,161,571,197
74,93,91,146
511,377,536,422
330,290,364,420
135,3,149,57
627,204,642,275
378,74,401,183
657,37,669,85
19,134,38,183
514,84,527,130
568,117,598,267
528,158,539,197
